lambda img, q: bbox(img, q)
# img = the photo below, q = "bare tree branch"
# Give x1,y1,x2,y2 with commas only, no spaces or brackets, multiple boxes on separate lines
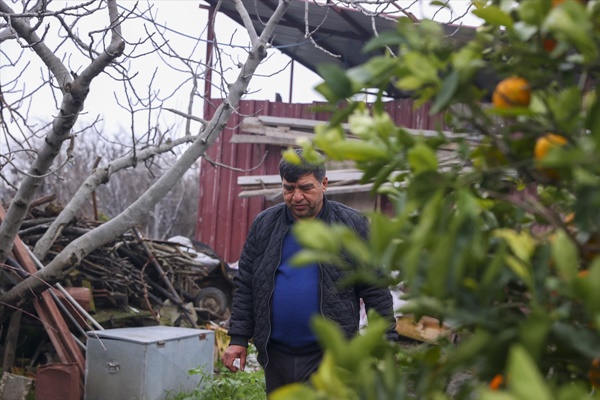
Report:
0,0,292,314
33,133,198,260
0,0,125,265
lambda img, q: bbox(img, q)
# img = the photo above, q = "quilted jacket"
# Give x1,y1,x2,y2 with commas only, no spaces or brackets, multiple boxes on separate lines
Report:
227,197,398,367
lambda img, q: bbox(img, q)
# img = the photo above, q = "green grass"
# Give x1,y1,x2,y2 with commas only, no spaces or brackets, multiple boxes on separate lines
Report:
169,350,266,400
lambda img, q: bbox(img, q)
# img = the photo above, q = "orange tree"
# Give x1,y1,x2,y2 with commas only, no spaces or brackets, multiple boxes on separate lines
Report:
273,1,600,399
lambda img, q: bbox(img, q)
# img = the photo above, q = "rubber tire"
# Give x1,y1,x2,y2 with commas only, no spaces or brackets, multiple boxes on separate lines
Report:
194,287,228,315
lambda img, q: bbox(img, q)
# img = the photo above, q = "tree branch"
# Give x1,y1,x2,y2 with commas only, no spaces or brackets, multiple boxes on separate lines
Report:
0,0,292,314
0,0,125,265
33,134,198,260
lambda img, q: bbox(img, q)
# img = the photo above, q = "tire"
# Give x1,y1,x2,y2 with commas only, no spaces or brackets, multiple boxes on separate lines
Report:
194,287,228,316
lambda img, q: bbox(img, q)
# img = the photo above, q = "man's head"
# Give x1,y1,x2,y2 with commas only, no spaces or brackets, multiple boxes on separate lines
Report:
279,149,328,220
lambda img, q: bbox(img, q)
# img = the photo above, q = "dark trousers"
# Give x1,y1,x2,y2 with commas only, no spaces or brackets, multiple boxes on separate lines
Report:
264,342,323,395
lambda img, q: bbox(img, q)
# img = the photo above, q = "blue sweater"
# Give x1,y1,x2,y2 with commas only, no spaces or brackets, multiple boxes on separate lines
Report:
270,230,319,348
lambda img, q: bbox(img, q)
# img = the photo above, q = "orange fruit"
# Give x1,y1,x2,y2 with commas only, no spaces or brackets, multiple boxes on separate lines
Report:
543,38,557,52
492,77,531,109
564,212,575,225
489,374,504,390
534,134,568,180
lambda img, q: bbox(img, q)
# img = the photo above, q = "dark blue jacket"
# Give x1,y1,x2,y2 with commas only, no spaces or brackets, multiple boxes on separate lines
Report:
227,197,398,367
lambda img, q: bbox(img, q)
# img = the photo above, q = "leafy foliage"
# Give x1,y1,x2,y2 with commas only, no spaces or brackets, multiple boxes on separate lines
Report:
170,355,266,400
289,0,600,398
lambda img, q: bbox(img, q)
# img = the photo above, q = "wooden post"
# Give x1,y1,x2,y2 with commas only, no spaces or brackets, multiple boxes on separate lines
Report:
1,311,22,373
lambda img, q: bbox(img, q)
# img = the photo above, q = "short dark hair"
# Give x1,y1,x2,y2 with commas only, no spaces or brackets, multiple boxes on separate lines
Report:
279,148,326,183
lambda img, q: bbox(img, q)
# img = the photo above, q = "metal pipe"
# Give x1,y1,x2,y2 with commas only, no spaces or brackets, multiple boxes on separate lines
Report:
25,246,104,331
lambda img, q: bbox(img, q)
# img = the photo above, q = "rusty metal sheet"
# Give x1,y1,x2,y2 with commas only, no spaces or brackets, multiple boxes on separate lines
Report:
0,206,85,384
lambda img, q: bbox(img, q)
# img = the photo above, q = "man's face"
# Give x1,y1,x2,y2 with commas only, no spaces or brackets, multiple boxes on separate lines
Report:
282,173,328,220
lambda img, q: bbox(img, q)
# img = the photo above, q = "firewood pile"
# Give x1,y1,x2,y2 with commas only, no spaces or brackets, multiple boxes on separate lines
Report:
11,205,234,323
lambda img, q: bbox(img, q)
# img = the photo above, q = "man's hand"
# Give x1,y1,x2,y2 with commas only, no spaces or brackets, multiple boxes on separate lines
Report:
222,344,247,372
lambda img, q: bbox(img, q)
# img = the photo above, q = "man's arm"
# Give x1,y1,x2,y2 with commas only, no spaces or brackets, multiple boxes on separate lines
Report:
358,284,399,341
223,218,261,367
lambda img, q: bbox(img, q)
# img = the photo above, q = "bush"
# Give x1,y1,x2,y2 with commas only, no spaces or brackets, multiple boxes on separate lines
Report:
280,0,600,399
171,346,266,400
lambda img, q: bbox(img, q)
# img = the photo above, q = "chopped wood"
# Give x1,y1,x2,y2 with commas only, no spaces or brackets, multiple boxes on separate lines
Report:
9,205,234,328
395,314,452,343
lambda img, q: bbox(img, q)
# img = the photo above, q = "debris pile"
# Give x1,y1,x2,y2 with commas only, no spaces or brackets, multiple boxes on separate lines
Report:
11,206,235,325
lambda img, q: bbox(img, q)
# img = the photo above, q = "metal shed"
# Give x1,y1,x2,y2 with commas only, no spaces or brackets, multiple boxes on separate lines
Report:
196,99,443,262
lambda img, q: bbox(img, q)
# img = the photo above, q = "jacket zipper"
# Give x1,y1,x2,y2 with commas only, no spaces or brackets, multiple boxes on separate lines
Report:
263,224,289,369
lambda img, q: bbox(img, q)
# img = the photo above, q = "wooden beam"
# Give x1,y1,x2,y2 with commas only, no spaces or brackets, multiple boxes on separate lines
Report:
238,169,365,186
230,134,296,146
239,183,382,198
247,115,481,143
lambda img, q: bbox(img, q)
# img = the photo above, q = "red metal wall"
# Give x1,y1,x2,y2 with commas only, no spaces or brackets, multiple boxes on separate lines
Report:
196,98,442,262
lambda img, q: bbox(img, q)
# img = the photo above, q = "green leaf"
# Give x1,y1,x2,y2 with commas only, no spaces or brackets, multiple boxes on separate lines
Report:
408,142,438,174
505,255,533,289
311,317,350,368
290,249,340,267
315,63,354,102
551,229,578,283
551,320,600,359
431,70,459,114
585,87,600,145
338,227,371,265
506,345,552,400
518,308,551,360
270,383,320,400
518,0,551,25
479,391,517,400
308,352,356,399
368,213,397,255
493,229,536,263
403,52,441,85
347,57,398,88
544,2,597,61
472,6,514,29
347,311,389,365
293,220,340,252
574,258,600,315
323,140,388,162
363,30,405,53
556,384,590,400
445,329,493,367
481,241,507,293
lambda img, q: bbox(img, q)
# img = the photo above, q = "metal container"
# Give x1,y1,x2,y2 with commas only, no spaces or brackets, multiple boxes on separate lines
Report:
85,326,214,400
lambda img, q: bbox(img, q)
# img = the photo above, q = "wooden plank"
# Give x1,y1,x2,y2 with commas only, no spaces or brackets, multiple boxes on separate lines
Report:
230,134,296,146
263,127,313,139
257,115,324,131
253,115,480,143
2,311,22,373
238,169,365,186
239,183,381,198
239,118,267,134
395,314,452,343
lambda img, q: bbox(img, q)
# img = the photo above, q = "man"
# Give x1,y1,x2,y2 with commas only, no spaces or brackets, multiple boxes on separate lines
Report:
222,149,398,394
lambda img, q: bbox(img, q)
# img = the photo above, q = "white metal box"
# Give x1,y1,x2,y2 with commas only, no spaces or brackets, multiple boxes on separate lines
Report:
85,326,214,400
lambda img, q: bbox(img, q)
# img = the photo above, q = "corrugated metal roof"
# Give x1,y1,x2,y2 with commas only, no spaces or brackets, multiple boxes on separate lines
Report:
202,0,477,98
